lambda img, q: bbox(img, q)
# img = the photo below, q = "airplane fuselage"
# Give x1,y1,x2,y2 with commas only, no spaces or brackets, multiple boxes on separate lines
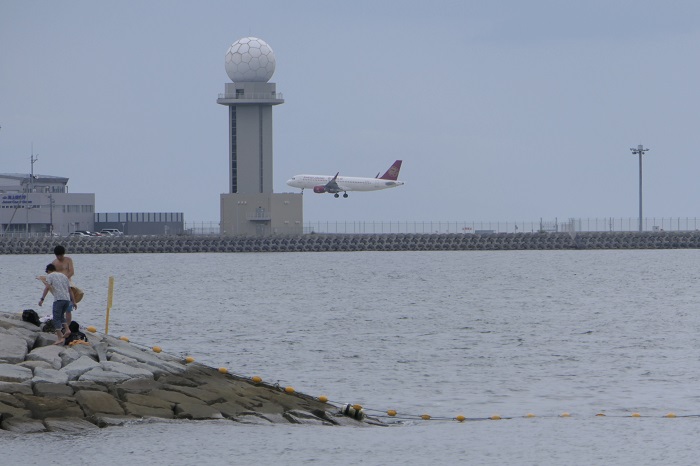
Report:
286,175,404,192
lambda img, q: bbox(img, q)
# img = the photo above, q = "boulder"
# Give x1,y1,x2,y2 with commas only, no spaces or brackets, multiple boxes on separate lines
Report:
101,361,154,379
1,417,46,433
33,367,70,385
79,367,131,384
75,390,125,416
0,364,32,383
33,383,74,398
174,402,224,420
0,400,31,419
25,345,63,370
14,394,84,420
113,378,162,397
0,381,33,395
44,417,99,432
0,334,29,364
61,355,100,380
60,345,98,366
18,360,53,372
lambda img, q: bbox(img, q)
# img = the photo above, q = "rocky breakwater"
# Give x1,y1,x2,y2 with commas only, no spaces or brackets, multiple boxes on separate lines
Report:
0,312,373,433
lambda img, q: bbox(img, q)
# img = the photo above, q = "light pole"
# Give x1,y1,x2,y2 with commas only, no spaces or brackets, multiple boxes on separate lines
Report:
630,144,650,232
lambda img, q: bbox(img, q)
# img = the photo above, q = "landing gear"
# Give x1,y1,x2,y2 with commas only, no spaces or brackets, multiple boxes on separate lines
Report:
343,193,348,198
334,193,339,198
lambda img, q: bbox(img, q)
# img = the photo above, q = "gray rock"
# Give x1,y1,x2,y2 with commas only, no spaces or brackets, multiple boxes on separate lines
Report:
15,394,84,419
174,402,224,420
68,381,109,393
1,417,46,433
44,417,99,432
25,345,63,370
18,360,53,372
33,367,70,385
0,364,33,383
284,409,333,425
0,381,33,395
0,400,31,419
0,334,29,364
0,392,24,408
60,345,98,366
33,382,74,397
79,367,131,384
61,355,100,380
113,378,162,396
35,332,57,348
75,390,125,416
7,327,38,351
101,361,154,379
90,414,139,428
121,402,174,419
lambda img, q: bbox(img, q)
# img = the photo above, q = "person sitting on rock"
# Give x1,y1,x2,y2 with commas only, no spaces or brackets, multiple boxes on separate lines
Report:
64,321,89,346
38,263,77,345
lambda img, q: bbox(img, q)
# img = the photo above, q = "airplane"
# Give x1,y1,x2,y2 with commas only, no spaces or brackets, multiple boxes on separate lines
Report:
286,160,404,198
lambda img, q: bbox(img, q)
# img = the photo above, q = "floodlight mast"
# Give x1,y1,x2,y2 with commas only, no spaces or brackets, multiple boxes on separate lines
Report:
630,144,649,232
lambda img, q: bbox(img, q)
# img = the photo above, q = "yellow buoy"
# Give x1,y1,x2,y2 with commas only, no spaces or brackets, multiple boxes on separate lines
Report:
318,395,328,403
119,336,129,342
631,412,641,417
387,410,397,417
421,414,431,420
455,415,466,422
218,367,228,374
285,386,295,394
560,412,571,417
526,413,536,418
152,346,162,353
352,404,363,411
490,414,501,420
665,412,677,418
595,413,606,417
185,356,195,363
251,376,262,384
86,326,97,333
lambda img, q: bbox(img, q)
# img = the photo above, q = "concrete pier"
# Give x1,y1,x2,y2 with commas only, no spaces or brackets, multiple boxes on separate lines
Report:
2,231,700,255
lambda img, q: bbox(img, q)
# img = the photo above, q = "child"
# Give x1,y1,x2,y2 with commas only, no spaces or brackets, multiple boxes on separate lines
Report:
39,263,77,345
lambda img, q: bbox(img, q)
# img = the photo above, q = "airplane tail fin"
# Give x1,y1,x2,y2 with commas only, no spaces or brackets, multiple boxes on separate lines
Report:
378,160,402,180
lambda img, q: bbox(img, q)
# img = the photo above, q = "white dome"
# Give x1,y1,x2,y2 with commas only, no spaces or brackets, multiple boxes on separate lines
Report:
225,37,276,82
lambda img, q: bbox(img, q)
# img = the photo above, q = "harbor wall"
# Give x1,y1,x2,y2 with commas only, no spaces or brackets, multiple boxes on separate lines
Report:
2,231,700,254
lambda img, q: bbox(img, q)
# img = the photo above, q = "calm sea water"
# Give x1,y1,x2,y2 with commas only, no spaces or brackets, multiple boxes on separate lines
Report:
3,250,700,465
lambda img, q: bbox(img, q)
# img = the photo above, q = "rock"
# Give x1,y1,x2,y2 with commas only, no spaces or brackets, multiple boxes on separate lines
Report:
75,390,125,416
25,345,63,370
101,361,154,379
15,394,84,419
1,417,46,433
61,355,100,380
0,334,29,364
90,414,139,428
0,392,24,408
0,381,33,395
33,367,70,385
113,378,162,397
6,327,37,351
174,402,224,420
284,409,333,425
44,417,99,432
60,345,98,366
68,381,109,393
33,382,74,397
35,333,57,348
79,367,131,384
0,364,33,383
121,402,174,419
0,400,31,419
18,360,52,372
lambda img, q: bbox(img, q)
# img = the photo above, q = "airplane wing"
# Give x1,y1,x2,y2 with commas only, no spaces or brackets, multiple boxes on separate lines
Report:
324,172,342,193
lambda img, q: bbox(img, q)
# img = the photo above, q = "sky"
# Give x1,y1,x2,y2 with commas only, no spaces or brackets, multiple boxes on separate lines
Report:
2,0,700,224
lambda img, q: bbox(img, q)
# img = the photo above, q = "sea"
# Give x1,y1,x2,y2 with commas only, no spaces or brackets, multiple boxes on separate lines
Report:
3,249,700,465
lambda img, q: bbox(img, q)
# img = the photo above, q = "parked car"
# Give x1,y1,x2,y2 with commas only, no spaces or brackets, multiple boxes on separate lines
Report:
100,228,123,236
67,231,90,237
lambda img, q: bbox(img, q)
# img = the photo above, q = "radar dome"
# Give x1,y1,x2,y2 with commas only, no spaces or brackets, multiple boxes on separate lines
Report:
225,37,276,82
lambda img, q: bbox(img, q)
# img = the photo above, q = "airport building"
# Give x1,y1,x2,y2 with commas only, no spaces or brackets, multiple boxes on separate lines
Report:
0,173,94,236
217,37,303,235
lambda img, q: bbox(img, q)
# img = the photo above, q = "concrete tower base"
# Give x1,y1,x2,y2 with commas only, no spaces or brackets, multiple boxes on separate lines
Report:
220,193,303,236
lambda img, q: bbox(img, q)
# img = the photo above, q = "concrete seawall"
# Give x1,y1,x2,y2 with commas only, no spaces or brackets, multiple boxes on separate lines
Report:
0,312,374,433
2,231,700,254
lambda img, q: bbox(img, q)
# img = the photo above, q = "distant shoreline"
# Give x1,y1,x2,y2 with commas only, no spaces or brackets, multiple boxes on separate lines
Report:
2,231,700,254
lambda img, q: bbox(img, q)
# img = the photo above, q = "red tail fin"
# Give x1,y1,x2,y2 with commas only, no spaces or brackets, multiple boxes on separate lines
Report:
379,160,402,180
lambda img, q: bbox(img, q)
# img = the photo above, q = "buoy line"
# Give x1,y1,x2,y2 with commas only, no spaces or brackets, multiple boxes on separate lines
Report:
82,328,700,423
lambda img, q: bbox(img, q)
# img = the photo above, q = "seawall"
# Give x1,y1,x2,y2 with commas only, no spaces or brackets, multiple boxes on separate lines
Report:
0,312,374,433
2,231,700,254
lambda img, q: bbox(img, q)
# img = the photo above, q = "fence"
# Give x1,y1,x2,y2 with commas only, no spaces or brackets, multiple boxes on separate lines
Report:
181,218,700,236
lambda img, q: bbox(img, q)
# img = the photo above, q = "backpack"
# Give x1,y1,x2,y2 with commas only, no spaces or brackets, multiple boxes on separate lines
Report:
22,309,41,327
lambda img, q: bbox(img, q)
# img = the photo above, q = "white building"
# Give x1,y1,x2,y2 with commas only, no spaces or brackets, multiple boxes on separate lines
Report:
0,173,94,236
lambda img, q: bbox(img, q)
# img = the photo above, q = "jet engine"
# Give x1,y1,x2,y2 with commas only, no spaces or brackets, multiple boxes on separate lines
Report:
313,186,327,193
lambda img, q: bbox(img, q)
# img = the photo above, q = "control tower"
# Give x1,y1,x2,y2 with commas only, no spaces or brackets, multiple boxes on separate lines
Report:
217,37,302,235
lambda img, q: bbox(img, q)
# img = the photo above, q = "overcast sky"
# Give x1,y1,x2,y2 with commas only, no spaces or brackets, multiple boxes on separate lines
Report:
2,1,700,224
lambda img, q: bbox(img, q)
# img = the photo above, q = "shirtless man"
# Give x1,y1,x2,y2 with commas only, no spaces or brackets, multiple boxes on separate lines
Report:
37,245,76,324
